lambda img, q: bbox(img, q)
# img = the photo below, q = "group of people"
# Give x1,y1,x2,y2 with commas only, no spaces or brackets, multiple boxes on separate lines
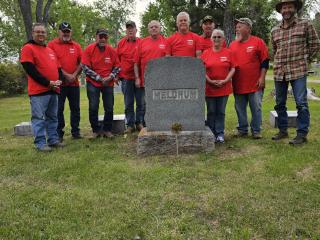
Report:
20,0,319,151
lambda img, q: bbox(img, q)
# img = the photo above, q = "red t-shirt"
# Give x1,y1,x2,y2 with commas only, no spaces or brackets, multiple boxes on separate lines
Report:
117,37,140,80
133,35,166,87
199,35,227,52
165,31,201,57
200,48,235,97
82,43,119,88
20,42,60,96
229,36,269,94
48,38,82,87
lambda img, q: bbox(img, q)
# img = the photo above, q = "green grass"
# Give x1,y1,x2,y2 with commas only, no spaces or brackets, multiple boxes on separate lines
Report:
1,84,320,239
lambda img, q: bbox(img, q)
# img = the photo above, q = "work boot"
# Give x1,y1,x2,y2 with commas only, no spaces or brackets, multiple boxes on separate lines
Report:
252,132,262,139
37,145,52,152
124,126,135,134
49,142,66,148
271,131,289,140
136,123,144,132
89,132,101,139
289,135,307,145
233,131,248,138
103,131,114,138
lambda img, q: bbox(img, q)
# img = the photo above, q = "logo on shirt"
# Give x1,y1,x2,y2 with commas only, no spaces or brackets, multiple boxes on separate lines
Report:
246,46,255,53
159,44,165,49
48,53,56,60
69,48,75,54
105,57,111,63
220,56,228,62
187,39,194,46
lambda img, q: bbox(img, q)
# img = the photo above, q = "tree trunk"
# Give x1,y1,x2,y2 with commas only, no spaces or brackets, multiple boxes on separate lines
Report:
18,0,33,40
223,0,234,46
43,0,53,25
36,0,43,22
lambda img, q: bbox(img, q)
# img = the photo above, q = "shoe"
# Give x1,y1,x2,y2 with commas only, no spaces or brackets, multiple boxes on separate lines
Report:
103,131,114,138
72,134,83,140
49,142,66,148
271,131,288,140
289,135,307,145
252,132,262,139
124,126,135,134
215,135,225,143
37,145,52,152
89,132,101,139
136,123,144,131
234,131,248,137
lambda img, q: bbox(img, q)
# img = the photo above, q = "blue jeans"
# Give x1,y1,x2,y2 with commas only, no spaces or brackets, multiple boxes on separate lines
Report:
121,79,146,127
57,86,80,138
234,91,262,134
206,96,229,137
30,94,59,149
86,81,114,132
274,76,309,136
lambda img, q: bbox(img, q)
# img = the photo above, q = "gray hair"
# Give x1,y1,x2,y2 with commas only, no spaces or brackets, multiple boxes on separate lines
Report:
211,29,225,39
176,11,190,24
32,22,46,32
148,20,161,28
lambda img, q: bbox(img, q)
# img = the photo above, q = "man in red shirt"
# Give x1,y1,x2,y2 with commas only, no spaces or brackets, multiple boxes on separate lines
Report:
229,18,269,139
117,21,142,133
166,11,202,57
199,15,215,52
20,23,63,151
133,20,167,128
48,22,83,142
82,28,120,138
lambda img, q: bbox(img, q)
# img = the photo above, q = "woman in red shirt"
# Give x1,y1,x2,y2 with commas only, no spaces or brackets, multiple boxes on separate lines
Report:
200,29,236,143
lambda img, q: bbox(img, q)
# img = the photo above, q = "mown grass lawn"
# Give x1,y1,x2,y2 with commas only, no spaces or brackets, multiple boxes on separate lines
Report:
0,82,320,239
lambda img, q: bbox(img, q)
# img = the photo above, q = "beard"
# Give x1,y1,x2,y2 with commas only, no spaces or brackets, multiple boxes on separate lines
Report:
282,11,295,20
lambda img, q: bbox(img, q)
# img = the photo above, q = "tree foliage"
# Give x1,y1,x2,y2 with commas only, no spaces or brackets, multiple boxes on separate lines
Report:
140,0,277,44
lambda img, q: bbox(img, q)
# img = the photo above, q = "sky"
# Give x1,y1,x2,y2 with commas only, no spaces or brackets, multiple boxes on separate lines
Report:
75,0,153,35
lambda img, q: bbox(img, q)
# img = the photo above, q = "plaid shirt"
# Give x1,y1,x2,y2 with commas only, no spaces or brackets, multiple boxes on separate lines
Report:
271,17,320,81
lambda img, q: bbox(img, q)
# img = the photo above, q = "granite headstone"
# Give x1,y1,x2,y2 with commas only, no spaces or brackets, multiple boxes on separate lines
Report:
145,56,206,131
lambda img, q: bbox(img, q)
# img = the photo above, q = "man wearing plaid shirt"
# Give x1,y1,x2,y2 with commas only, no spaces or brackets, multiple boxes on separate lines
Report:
271,0,320,145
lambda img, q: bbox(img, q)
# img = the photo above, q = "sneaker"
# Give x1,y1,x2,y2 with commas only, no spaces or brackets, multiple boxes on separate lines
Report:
252,132,262,139
49,142,66,148
103,131,114,138
37,145,52,152
124,126,135,134
271,131,288,140
289,135,307,145
72,134,83,140
215,135,225,143
234,131,248,137
136,123,144,131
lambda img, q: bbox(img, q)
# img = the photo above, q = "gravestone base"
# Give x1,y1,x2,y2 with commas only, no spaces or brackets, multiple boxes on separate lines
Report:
137,127,215,155
270,111,297,128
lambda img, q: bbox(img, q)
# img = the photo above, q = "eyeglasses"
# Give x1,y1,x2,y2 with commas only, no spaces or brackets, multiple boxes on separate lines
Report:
212,36,222,39
99,35,108,39
33,31,46,34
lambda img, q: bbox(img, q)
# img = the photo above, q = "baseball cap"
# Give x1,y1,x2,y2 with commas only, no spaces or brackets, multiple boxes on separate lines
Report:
234,18,253,28
125,20,136,28
200,15,214,26
96,28,108,35
59,22,72,31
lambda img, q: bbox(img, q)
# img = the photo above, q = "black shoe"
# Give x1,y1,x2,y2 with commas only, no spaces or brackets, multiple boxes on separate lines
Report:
72,134,83,140
289,135,307,145
272,131,289,140
49,142,66,148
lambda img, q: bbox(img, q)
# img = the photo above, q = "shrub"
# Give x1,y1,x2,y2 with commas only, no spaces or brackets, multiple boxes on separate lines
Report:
0,62,27,95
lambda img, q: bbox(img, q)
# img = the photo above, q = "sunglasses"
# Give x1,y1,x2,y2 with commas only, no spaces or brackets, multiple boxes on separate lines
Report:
62,30,71,33
212,36,222,39
99,34,108,39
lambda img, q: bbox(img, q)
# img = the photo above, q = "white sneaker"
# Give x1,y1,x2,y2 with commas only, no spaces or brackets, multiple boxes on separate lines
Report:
215,135,225,143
